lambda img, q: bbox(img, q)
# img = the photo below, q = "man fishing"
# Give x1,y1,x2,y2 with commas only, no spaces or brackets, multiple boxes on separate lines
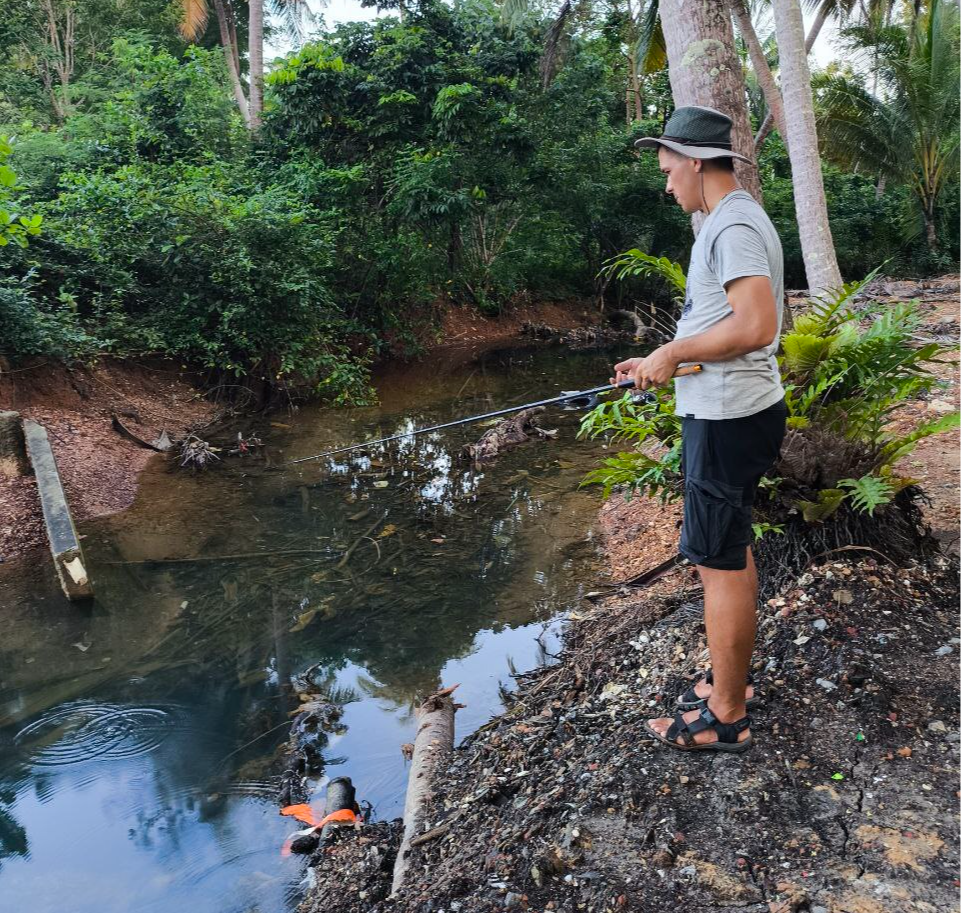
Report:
614,105,786,753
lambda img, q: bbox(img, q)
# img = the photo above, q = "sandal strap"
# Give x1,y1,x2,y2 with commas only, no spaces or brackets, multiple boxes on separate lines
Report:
666,712,697,746
696,706,752,744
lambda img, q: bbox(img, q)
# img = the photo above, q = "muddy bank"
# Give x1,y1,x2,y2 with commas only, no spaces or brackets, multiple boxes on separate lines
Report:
0,298,600,564
0,358,217,561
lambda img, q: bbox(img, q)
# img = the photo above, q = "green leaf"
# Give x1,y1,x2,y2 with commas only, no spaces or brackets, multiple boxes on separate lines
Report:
797,488,847,523
838,475,895,516
599,249,686,300
752,522,785,541
781,333,835,375
878,411,960,465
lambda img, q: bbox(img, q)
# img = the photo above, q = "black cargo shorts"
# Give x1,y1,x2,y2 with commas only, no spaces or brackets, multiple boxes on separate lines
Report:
679,399,787,571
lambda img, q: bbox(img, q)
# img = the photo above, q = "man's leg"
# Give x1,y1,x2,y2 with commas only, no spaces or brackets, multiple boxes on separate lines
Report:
700,547,756,723
648,547,755,745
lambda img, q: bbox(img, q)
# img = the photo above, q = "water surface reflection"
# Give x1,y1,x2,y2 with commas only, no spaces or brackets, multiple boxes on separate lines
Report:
0,345,626,913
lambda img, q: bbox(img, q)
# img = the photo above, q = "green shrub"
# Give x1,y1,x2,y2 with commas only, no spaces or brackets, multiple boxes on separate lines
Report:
0,278,100,360
14,161,372,402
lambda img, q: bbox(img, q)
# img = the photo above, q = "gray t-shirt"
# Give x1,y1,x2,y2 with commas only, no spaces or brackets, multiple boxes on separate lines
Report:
674,189,785,420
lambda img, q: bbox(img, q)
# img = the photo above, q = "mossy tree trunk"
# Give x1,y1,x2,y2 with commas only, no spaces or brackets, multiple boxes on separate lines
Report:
658,0,762,217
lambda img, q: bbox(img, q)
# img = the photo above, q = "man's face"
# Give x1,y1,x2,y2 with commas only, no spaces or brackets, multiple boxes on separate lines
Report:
658,147,701,213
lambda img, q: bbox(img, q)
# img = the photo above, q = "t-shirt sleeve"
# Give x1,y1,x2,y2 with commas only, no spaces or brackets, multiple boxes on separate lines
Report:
709,223,771,289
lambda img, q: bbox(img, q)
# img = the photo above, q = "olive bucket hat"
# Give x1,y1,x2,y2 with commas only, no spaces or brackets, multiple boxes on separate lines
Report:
635,105,752,164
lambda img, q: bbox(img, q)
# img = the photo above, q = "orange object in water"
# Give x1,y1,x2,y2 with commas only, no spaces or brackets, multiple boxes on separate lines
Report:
279,805,361,856
317,807,359,828
280,804,361,829
280,804,322,827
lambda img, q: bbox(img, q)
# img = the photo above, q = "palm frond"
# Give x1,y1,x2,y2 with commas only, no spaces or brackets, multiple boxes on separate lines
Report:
815,73,912,180
500,0,530,35
178,0,210,41
267,0,314,42
636,0,666,75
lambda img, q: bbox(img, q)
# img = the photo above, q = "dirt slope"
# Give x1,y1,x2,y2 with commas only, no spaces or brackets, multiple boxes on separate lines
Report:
0,359,215,561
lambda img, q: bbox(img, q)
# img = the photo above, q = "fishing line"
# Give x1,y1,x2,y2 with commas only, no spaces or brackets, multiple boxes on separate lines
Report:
281,366,703,468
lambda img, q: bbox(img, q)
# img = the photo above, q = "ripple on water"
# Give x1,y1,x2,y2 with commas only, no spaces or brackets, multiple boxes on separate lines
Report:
14,701,182,765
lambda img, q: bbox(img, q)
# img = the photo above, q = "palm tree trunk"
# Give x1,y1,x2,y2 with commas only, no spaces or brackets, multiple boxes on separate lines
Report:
213,0,249,125
771,0,842,295
805,0,829,54
226,0,242,75
731,0,788,154
630,54,644,121
754,0,829,149
924,210,938,251
658,0,762,210
248,0,264,131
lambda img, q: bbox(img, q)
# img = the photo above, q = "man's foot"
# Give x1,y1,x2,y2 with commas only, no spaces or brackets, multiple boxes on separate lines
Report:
676,670,758,711
646,702,752,752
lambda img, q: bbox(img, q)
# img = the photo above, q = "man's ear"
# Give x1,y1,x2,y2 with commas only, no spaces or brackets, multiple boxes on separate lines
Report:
693,158,703,174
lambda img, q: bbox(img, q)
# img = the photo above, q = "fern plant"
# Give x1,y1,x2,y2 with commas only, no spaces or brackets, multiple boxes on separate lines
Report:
579,392,682,501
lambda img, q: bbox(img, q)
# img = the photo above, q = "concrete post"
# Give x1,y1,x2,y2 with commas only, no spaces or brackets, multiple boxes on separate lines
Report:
22,419,94,600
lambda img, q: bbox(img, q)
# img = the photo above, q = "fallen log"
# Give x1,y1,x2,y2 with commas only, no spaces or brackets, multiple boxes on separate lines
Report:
463,407,555,465
23,420,93,600
391,684,462,896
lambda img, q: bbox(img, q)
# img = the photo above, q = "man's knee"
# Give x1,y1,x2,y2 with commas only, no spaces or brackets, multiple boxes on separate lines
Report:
696,550,756,589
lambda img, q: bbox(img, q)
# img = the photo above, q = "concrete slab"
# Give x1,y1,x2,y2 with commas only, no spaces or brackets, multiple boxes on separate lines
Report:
22,419,94,600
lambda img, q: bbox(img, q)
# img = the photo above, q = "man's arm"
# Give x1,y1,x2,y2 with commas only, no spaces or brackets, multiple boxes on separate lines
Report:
613,275,778,389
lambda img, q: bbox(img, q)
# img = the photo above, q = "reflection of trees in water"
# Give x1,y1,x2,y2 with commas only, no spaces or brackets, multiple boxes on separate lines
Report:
279,433,592,710
0,783,28,870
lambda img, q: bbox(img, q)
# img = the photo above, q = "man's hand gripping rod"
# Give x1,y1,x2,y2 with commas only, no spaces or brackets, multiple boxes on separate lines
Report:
285,364,703,466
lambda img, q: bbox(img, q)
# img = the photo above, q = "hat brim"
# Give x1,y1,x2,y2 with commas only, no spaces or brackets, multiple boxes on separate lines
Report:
634,136,753,165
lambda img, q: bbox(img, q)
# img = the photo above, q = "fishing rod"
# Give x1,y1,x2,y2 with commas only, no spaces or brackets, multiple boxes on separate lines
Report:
284,364,702,467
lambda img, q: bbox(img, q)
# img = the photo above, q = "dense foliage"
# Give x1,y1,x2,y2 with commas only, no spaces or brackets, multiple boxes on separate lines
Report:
0,0,957,399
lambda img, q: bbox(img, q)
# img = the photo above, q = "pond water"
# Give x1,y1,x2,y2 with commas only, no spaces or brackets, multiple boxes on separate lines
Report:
0,344,628,913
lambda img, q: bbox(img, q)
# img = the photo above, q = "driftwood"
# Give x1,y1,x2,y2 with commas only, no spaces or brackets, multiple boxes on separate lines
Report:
463,407,556,465
111,414,172,452
610,309,647,338
584,555,686,600
391,685,462,896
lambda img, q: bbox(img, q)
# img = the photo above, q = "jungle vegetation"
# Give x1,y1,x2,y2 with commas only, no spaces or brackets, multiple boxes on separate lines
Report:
0,0,957,401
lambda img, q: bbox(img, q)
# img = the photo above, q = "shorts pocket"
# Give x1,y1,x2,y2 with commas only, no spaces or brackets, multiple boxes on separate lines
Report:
680,477,752,566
